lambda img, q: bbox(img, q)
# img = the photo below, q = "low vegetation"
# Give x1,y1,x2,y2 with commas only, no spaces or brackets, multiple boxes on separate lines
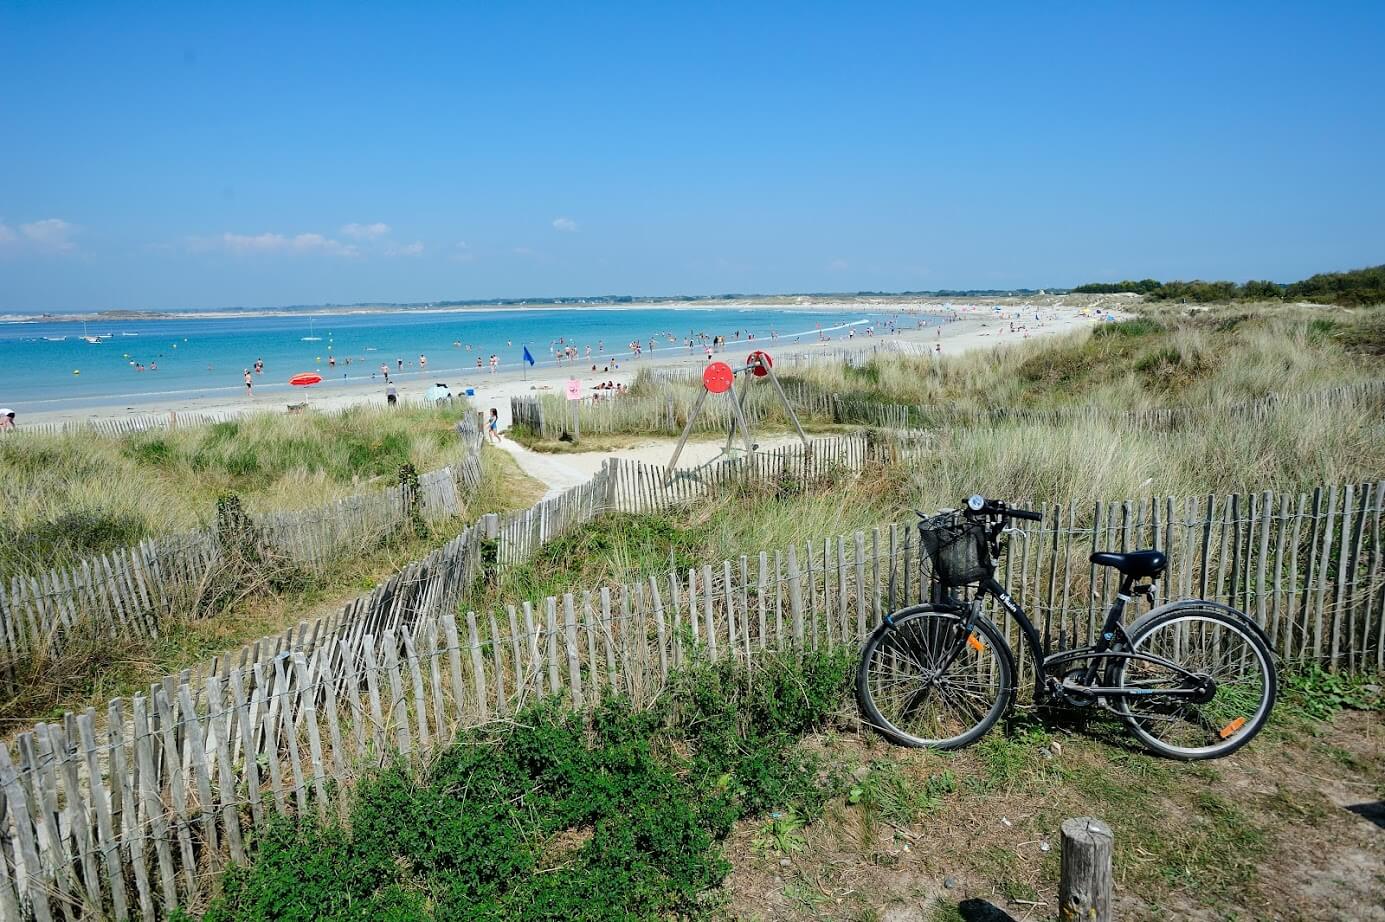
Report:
0,405,483,579
180,649,1383,921
1073,263,1385,306
189,649,856,921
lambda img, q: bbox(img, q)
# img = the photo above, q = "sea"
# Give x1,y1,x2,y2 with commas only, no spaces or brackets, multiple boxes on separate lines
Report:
0,305,938,413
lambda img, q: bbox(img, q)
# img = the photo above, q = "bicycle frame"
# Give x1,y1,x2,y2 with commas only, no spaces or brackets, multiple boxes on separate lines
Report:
935,569,1207,705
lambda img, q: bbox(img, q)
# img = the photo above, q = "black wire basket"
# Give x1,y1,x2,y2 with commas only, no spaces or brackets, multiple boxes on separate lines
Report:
919,512,991,587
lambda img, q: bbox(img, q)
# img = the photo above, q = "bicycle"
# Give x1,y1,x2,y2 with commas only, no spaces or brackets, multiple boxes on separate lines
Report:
856,495,1278,760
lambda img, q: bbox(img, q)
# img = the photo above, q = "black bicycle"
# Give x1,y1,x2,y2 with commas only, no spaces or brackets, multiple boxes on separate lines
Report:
856,495,1277,760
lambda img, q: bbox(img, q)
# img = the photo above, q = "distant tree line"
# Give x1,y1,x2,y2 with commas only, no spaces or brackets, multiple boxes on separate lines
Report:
1073,265,1385,306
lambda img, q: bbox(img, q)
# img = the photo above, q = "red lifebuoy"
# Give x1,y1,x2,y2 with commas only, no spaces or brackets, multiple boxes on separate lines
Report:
746,351,772,377
703,361,734,394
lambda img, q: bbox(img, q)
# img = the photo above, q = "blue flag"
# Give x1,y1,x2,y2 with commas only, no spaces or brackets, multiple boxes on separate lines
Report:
522,346,536,366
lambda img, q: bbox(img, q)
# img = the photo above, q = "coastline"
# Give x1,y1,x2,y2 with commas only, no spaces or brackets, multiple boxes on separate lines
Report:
17,301,1113,428
0,292,1137,325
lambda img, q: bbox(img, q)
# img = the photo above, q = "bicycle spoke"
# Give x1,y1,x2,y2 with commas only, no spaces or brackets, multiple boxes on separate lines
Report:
1117,613,1270,755
863,612,1008,745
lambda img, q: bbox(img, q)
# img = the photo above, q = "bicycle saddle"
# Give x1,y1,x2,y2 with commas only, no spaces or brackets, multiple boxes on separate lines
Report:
1089,549,1167,579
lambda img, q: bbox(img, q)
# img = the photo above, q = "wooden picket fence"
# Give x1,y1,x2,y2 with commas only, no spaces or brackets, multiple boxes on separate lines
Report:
813,379,1385,433
0,435,892,919
9,393,466,440
0,422,485,679
10,411,244,439
510,376,829,441
0,428,1381,919
520,366,1385,443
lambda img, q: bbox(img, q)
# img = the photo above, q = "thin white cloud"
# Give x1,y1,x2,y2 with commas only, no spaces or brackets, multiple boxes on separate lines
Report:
551,217,578,233
451,241,475,263
386,241,424,257
827,258,849,272
0,220,16,245
341,222,391,240
217,231,358,257
222,232,289,251
20,218,77,252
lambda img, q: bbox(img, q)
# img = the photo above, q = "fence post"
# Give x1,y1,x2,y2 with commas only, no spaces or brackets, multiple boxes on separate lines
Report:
1059,816,1114,922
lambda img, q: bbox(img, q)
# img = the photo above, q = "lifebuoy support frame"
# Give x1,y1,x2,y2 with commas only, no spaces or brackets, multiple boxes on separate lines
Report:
663,350,810,484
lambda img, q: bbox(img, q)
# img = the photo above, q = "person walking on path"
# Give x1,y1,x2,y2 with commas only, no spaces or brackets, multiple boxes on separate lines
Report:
487,408,502,443
386,383,398,406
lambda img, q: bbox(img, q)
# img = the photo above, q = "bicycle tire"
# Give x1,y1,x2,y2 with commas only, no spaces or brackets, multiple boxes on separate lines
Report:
1113,605,1277,760
856,605,1015,749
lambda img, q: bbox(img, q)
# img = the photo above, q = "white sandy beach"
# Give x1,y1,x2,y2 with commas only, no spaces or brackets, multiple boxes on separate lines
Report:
20,299,1120,429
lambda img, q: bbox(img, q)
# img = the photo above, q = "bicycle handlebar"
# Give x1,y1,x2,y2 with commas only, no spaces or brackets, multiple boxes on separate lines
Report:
962,495,1043,522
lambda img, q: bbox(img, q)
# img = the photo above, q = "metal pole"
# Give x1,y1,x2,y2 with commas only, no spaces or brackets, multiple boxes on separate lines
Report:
724,371,754,453
664,386,710,484
725,380,756,455
763,359,809,447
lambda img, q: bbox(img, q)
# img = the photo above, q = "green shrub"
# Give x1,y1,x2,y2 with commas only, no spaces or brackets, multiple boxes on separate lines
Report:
200,651,853,921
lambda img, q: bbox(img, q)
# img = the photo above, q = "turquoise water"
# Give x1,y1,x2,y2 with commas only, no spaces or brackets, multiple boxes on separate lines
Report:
1,306,931,412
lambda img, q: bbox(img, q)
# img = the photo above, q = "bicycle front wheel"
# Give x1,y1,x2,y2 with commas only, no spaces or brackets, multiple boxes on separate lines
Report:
1113,606,1277,760
856,606,1014,749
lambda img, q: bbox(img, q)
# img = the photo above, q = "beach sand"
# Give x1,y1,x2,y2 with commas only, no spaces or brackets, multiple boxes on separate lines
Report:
21,301,1115,429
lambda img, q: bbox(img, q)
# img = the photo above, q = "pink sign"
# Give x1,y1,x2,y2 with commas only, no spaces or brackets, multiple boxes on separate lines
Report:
565,378,581,400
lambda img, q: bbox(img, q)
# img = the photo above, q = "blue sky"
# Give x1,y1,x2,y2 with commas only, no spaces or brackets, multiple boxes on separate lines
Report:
2,1,1382,311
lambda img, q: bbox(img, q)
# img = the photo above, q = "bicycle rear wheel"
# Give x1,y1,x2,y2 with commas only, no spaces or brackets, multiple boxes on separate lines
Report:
1112,606,1277,760
856,606,1014,749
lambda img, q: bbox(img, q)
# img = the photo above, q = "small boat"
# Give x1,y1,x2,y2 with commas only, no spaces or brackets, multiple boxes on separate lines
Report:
43,336,67,342
300,319,322,342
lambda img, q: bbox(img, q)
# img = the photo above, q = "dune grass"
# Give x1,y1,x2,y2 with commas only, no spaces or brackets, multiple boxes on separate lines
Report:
1,443,545,727
468,462,913,611
782,302,1385,412
0,404,480,579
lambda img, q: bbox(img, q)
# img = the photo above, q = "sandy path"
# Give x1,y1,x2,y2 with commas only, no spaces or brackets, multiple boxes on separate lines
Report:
497,431,811,495
493,438,590,499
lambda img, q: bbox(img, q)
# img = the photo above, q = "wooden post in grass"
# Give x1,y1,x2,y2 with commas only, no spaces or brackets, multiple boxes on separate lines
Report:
1059,817,1114,922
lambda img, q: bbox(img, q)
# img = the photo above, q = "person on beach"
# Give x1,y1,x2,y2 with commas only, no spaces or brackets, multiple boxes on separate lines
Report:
243,369,253,396
419,354,427,369
387,383,398,406
487,408,502,442
254,358,264,374
0,409,15,432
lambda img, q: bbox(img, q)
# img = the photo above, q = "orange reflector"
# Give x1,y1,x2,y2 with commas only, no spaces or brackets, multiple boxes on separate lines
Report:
967,633,985,653
1218,717,1246,739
